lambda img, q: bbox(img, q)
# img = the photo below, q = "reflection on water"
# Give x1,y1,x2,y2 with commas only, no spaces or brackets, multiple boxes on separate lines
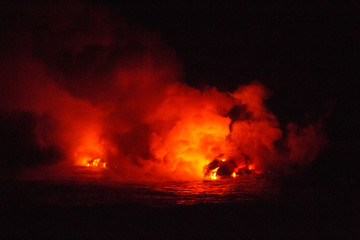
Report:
149,175,279,205
4,166,281,207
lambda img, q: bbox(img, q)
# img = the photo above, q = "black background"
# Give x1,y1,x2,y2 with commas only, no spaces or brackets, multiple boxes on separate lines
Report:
89,0,359,175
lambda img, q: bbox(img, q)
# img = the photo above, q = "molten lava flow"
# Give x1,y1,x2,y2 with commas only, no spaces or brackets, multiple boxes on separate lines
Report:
210,167,220,180
86,158,107,168
204,156,257,180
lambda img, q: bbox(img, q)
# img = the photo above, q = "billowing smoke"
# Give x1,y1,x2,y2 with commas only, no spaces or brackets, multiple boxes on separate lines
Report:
0,1,325,180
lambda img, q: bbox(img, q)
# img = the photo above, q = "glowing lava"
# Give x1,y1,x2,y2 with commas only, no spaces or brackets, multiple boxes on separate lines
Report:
204,156,258,180
85,158,107,168
210,167,220,180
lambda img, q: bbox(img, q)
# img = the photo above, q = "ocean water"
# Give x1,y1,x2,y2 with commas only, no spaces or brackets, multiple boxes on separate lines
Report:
2,166,281,207
1,166,358,239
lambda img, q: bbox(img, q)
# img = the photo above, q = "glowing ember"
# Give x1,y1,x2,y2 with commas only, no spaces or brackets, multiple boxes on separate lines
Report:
210,167,220,180
86,158,107,168
204,155,260,180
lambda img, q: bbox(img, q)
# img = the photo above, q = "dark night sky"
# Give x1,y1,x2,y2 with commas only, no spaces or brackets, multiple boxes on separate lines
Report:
89,0,360,174
95,1,359,116
0,0,359,175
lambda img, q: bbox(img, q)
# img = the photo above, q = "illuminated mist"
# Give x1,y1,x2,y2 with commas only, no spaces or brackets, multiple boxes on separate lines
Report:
0,1,325,181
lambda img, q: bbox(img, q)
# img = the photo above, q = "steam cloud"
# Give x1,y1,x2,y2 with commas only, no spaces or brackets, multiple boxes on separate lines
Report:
0,1,325,180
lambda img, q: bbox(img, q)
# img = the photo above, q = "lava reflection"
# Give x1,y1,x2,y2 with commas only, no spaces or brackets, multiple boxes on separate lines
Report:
17,166,279,206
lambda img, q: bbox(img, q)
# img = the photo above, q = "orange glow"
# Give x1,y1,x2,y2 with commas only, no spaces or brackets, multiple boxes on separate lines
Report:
0,2,325,182
147,84,233,180
6,76,323,181
210,167,220,180
85,158,107,168
248,164,254,170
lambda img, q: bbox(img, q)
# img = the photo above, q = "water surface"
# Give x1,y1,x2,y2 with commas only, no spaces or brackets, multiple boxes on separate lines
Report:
3,166,281,207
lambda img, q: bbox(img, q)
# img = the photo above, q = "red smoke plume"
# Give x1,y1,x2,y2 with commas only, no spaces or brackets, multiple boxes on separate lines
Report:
0,1,325,181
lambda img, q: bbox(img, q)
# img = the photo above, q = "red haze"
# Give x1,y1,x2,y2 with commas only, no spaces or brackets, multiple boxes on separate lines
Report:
0,1,325,181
